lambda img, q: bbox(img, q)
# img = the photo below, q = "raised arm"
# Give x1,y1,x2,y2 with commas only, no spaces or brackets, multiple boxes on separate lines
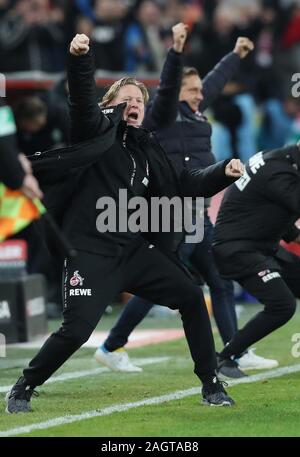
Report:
200,37,254,112
180,158,244,197
143,23,188,131
68,34,110,143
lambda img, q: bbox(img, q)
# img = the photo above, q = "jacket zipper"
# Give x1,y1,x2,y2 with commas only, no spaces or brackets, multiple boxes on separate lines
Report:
123,127,136,186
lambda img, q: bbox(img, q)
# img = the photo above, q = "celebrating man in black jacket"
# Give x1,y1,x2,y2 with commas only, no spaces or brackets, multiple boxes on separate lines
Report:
94,25,259,374
213,145,300,377
6,33,244,413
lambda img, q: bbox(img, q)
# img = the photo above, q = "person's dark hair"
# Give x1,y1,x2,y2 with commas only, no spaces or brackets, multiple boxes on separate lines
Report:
13,96,47,122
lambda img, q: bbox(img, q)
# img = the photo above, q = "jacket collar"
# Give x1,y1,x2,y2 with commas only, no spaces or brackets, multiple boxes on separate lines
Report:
179,100,197,117
102,102,150,144
179,100,206,121
101,102,127,122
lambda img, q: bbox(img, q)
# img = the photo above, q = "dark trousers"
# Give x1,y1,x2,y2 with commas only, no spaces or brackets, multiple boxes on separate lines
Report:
23,239,217,386
189,219,238,343
220,252,300,358
105,217,237,352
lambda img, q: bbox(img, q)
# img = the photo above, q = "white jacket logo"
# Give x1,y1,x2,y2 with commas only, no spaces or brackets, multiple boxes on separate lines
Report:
70,270,84,287
0,301,11,319
102,108,114,114
235,151,266,191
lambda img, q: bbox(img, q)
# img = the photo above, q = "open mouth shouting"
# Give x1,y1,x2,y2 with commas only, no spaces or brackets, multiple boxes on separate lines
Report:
126,110,140,125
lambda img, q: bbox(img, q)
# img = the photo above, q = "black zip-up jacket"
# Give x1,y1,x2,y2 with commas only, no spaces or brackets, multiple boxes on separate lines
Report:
0,100,25,189
213,145,300,277
30,50,237,258
144,49,240,172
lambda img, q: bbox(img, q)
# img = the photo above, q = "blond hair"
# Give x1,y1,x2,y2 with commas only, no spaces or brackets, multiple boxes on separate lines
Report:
100,77,149,107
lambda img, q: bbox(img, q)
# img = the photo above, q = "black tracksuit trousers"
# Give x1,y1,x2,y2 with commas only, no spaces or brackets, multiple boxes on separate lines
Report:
23,239,217,386
220,252,300,359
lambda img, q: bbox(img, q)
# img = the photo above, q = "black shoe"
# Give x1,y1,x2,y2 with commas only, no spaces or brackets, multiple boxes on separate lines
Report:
5,377,38,414
202,376,235,407
217,354,247,379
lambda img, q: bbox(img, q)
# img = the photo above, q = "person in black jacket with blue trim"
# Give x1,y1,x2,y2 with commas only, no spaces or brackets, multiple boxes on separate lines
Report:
5,32,244,413
95,26,272,376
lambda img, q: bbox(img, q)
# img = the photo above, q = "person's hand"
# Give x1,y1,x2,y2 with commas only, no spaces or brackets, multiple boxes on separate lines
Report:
225,159,244,178
172,22,189,53
18,153,32,174
70,34,90,56
21,174,43,200
233,37,254,59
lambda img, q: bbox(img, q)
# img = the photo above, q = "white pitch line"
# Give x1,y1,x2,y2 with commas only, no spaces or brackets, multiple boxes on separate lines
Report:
0,356,170,393
1,363,300,437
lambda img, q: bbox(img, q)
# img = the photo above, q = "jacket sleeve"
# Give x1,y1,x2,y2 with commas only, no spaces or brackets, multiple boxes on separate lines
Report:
264,169,300,216
200,52,240,112
67,49,111,143
0,105,25,189
143,48,183,131
179,160,237,197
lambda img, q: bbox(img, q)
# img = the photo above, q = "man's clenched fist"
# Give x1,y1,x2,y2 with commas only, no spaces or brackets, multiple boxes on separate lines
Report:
233,37,254,59
172,22,189,54
70,34,90,56
225,159,244,178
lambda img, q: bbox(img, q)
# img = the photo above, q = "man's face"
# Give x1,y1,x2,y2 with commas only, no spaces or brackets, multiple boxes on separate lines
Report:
111,85,145,127
179,75,203,111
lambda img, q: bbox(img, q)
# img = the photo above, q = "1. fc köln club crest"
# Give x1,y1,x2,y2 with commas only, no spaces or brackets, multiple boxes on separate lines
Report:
70,270,84,287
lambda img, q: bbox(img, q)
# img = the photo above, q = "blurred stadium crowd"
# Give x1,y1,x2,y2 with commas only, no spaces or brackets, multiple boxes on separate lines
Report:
2,0,300,155
2,0,300,318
